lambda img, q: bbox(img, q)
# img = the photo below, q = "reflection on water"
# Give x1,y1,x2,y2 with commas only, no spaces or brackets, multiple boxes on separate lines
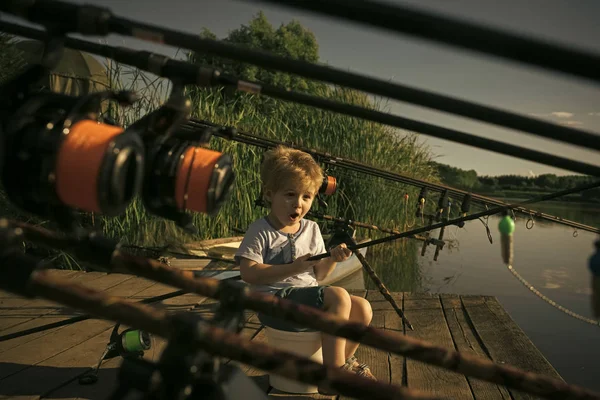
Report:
348,201,600,392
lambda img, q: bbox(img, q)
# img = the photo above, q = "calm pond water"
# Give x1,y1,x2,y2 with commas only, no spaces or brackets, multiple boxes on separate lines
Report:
354,200,600,392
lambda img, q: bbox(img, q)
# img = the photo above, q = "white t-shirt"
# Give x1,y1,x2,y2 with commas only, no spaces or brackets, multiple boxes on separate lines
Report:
235,217,327,293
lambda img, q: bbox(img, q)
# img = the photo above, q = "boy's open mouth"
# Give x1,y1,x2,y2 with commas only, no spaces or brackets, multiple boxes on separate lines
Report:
289,212,300,220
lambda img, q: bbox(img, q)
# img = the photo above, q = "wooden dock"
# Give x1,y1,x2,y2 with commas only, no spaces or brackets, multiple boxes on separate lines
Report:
0,270,564,400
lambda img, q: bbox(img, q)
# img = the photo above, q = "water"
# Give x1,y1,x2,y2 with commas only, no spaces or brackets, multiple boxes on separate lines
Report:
359,200,600,392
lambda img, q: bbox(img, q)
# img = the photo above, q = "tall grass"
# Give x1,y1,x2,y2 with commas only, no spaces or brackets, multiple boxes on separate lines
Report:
2,54,440,285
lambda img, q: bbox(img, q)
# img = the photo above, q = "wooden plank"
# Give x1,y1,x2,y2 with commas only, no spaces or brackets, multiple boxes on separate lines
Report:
269,388,333,399
0,270,78,298
384,292,405,388
339,290,392,400
39,284,212,400
440,295,511,400
404,293,473,399
231,314,271,393
0,276,156,380
462,295,563,400
0,272,111,333
0,273,136,353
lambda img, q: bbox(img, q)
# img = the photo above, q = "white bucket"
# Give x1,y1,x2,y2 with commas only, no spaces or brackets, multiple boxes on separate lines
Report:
264,327,323,393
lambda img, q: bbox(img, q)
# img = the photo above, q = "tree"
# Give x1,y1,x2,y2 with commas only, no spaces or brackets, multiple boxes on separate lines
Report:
187,12,323,94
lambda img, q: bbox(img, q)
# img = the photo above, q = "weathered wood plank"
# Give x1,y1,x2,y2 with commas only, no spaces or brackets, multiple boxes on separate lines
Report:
462,295,563,400
40,285,215,400
440,295,511,400
385,292,405,389
0,276,156,381
268,388,333,399
0,272,112,334
0,273,137,353
404,293,473,399
339,290,392,400
231,314,270,393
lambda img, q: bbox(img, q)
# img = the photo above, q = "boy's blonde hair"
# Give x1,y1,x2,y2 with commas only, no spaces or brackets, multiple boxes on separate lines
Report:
260,146,323,197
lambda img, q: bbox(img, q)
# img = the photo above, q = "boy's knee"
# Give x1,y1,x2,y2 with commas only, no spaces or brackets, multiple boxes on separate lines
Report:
323,286,351,309
351,296,373,322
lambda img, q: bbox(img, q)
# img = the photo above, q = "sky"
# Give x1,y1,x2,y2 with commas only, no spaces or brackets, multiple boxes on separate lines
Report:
3,0,600,177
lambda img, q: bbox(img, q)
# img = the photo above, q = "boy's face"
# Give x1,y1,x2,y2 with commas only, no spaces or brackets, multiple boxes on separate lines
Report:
265,183,316,228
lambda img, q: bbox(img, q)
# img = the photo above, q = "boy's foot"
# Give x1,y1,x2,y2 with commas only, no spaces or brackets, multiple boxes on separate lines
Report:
345,355,377,380
318,356,377,395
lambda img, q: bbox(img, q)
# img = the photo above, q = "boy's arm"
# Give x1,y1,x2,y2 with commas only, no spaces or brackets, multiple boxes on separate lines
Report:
240,255,316,285
313,243,352,281
313,257,337,281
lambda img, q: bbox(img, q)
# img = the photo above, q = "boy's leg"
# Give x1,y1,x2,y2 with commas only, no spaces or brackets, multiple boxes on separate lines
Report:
345,295,373,359
321,286,351,367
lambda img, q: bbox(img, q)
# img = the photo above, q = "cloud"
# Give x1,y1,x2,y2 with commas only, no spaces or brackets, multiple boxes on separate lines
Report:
588,112,600,116
550,111,573,118
559,120,583,126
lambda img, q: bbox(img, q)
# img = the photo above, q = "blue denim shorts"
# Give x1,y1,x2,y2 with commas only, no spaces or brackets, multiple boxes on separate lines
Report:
258,285,328,332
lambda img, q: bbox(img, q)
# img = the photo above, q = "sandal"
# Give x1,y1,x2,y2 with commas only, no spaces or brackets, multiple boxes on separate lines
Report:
345,355,377,380
317,356,356,395
318,356,376,395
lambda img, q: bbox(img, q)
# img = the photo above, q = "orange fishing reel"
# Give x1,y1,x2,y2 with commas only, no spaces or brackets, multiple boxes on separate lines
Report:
1,65,145,230
319,175,337,196
141,125,235,234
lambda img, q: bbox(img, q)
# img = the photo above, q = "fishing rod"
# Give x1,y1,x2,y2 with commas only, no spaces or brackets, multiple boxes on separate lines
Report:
307,179,600,260
2,9,600,155
252,196,448,246
3,19,599,232
189,119,600,235
3,21,597,180
0,222,598,400
254,0,600,86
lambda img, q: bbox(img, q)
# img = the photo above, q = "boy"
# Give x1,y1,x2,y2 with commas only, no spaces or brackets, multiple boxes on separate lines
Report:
235,146,376,388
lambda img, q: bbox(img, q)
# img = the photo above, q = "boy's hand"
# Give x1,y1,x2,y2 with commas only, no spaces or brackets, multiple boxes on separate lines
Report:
330,243,352,262
292,254,318,272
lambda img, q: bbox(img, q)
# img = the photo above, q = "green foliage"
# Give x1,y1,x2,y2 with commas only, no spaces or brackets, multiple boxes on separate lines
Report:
188,12,322,93
434,162,600,203
433,162,480,190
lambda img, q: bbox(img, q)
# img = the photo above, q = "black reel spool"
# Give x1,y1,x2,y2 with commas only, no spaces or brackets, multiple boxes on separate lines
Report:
142,132,235,234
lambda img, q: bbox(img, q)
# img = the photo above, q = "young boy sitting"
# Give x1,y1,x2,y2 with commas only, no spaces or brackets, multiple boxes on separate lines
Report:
235,146,376,387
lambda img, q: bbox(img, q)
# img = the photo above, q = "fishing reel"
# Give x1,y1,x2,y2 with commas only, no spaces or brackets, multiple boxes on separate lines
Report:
315,174,338,210
79,323,152,385
326,219,356,249
141,124,235,234
110,283,268,400
320,175,337,196
0,34,145,231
